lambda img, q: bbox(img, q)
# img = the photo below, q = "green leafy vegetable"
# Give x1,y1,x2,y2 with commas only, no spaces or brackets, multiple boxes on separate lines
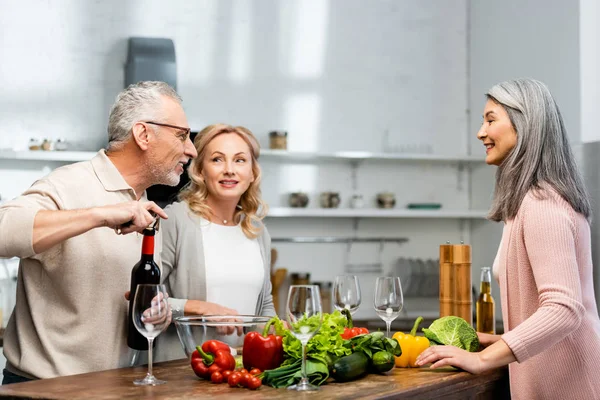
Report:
260,359,329,388
422,316,479,352
262,311,352,388
283,311,352,365
346,331,402,359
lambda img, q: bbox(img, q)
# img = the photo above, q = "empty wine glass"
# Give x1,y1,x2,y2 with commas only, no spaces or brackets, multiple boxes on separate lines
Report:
333,275,362,315
373,277,403,338
132,284,171,386
286,285,323,391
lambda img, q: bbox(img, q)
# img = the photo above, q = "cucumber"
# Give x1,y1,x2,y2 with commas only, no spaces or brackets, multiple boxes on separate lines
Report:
331,352,369,382
371,350,395,373
325,353,340,372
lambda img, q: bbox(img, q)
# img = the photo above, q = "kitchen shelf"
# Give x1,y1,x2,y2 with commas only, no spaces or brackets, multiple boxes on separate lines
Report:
0,150,95,162
271,236,408,244
0,149,484,163
266,207,488,219
260,149,483,163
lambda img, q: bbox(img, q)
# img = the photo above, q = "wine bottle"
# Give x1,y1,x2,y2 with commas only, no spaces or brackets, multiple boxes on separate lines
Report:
127,227,161,350
476,267,495,334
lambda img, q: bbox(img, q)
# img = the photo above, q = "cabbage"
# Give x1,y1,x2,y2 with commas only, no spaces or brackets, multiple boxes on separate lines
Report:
422,316,479,352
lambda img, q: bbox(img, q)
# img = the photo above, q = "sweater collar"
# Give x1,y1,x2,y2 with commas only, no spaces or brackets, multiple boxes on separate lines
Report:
91,150,137,195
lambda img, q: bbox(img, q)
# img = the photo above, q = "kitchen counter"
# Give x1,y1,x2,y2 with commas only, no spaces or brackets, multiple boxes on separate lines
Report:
0,358,509,399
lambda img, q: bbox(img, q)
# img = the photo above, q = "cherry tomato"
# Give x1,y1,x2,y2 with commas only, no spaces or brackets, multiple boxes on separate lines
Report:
238,368,248,375
247,376,262,390
241,373,254,387
222,370,233,380
228,372,242,388
249,368,261,376
207,364,220,375
210,371,223,384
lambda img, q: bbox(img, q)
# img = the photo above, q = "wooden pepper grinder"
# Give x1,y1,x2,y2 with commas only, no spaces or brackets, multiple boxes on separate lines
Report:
439,242,454,318
453,243,472,325
270,248,287,315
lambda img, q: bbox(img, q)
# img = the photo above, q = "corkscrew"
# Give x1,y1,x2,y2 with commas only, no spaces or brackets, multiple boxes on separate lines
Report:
116,211,160,235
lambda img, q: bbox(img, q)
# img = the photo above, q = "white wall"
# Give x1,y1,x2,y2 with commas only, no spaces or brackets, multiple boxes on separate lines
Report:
0,0,486,321
0,0,468,154
580,0,600,144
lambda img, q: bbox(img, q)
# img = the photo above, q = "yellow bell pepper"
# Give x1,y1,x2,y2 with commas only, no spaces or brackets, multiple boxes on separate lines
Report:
393,316,430,367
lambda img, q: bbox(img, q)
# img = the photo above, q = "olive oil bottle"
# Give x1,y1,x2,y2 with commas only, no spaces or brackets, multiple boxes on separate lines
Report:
476,267,495,334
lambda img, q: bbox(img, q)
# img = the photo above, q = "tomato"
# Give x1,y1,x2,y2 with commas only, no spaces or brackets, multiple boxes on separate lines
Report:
249,368,261,376
210,371,223,384
240,373,252,388
228,372,242,388
247,376,262,390
238,368,248,375
207,364,220,375
222,370,233,380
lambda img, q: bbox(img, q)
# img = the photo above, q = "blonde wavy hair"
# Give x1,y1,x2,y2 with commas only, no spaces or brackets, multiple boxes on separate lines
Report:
179,124,268,238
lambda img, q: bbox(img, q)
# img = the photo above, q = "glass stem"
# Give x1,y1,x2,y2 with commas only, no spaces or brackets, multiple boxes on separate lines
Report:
385,321,391,338
301,342,308,383
147,338,154,377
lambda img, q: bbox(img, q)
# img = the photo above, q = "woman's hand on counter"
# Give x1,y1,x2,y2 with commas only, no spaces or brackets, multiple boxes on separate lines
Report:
415,345,485,374
416,338,516,374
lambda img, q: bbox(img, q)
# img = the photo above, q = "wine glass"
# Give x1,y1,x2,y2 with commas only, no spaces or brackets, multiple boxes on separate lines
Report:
333,275,361,315
132,284,171,386
286,285,323,391
373,277,403,338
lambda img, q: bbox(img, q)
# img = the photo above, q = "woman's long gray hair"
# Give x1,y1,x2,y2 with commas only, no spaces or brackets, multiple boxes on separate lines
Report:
487,78,591,222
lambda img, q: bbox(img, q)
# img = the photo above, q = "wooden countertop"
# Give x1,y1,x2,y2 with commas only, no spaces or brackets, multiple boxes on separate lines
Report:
0,358,510,400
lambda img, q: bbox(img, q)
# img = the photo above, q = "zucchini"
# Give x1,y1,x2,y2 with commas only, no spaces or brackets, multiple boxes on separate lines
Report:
331,352,369,382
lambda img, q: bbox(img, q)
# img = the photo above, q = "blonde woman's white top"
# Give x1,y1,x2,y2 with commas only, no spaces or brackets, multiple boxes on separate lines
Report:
201,218,264,315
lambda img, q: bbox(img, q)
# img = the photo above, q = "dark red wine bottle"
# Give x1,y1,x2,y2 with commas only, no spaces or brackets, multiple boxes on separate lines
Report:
127,227,161,350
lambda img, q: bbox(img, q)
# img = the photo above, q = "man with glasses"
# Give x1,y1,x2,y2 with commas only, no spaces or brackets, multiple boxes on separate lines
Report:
0,81,197,383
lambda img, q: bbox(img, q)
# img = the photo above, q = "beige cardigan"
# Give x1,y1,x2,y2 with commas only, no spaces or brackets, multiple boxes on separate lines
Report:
496,188,600,399
155,200,275,361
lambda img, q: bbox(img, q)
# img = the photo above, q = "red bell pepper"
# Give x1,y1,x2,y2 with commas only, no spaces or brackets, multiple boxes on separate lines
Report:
340,309,369,340
202,340,230,354
190,341,236,379
242,316,284,371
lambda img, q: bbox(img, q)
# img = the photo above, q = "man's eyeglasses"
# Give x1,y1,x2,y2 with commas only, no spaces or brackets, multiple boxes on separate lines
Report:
144,121,191,142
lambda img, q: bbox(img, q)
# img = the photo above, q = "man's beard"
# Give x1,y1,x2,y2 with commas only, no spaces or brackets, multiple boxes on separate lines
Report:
145,157,181,187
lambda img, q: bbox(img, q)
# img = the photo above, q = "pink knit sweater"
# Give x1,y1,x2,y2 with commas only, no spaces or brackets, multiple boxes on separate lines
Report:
495,188,600,399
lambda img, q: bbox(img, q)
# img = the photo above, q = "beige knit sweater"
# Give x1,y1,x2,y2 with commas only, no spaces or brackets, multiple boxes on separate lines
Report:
0,151,159,378
496,188,600,399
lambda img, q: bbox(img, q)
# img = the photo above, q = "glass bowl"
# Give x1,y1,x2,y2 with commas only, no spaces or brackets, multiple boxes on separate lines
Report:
174,315,272,359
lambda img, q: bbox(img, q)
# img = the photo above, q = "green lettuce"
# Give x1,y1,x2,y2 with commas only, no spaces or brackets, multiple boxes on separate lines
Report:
283,311,352,364
262,311,352,387
422,316,479,352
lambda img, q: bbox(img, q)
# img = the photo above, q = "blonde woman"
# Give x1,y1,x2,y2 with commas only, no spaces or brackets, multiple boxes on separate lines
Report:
416,79,600,399
156,124,275,361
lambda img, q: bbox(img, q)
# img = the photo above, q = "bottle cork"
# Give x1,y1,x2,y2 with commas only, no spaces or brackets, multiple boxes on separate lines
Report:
453,243,472,325
439,242,454,318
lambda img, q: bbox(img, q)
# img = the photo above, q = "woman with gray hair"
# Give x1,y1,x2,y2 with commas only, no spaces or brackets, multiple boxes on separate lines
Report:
416,79,600,399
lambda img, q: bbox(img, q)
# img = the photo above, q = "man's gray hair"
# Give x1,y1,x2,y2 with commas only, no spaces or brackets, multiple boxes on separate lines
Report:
107,81,182,149
487,78,591,221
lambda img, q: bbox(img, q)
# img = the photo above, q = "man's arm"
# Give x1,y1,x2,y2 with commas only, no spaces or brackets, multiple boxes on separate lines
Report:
31,201,167,254
1,194,167,257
